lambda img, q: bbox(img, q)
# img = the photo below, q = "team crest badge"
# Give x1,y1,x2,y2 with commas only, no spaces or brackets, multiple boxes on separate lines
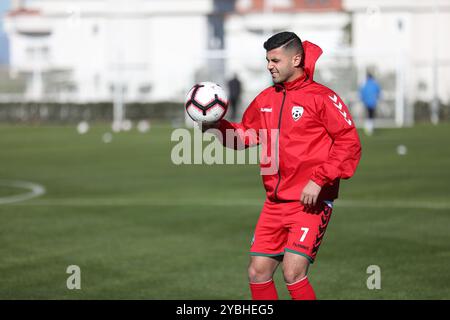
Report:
292,106,304,121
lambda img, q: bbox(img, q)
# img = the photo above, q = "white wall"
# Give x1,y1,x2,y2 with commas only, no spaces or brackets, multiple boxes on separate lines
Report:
5,0,212,102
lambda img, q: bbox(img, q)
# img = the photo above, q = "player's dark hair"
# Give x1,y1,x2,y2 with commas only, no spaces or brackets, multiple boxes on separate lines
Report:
264,31,304,66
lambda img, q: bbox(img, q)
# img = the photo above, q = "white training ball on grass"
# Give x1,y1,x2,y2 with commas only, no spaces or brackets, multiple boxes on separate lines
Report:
102,132,113,144
396,145,407,156
121,119,133,131
77,121,89,134
137,120,150,133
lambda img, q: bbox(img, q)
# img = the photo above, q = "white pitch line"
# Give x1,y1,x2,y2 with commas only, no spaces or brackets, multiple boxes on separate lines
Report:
0,180,46,205
4,197,450,210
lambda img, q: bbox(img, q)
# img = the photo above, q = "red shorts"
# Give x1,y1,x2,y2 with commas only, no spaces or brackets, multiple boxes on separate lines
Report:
250,199,333,263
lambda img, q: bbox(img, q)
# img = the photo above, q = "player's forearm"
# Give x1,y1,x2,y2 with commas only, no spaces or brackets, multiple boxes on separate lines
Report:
214,119,257,150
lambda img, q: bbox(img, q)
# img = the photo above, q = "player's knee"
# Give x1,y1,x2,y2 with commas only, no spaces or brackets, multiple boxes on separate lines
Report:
248,264,273,283
282,268,307,284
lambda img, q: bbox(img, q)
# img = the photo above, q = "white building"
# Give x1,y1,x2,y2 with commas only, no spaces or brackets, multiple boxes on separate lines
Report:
4,0,221,103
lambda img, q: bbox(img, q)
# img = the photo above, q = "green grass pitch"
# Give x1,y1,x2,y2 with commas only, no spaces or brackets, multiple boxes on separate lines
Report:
0,122,449,299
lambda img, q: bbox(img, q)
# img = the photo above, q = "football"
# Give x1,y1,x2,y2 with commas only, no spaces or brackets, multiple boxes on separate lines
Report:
185,82,228,123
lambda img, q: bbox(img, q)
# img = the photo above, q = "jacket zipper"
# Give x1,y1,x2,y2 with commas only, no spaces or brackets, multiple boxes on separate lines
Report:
274,88,286,200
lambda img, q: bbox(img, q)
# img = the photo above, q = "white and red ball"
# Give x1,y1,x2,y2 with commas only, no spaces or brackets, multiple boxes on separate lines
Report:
185,82,228,123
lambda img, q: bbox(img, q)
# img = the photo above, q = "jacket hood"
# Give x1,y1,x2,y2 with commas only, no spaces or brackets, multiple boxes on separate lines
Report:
302,41,323,81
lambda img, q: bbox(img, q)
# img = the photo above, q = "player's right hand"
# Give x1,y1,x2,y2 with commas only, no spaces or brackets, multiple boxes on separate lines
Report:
300,179,322,207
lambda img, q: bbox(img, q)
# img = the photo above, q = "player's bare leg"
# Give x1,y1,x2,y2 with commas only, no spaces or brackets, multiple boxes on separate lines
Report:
248,256,281,300
248,256,280,282
282,251,310,283
282,252,316,300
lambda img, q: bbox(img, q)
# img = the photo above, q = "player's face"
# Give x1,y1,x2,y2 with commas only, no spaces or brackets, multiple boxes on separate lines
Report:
266,47,300,84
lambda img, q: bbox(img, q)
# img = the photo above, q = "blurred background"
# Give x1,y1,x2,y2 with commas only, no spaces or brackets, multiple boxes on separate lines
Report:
0,0,449,300
1,0,449,126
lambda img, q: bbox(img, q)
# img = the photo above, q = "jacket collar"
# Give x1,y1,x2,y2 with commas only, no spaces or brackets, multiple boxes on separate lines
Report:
274,40,323,92
281,72,309,91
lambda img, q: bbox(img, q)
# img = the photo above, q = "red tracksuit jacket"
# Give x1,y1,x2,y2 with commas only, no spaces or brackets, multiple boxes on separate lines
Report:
217,41,362,202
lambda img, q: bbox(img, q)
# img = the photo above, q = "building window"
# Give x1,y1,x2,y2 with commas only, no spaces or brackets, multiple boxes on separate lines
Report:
26,47,35,60
41,46,49,60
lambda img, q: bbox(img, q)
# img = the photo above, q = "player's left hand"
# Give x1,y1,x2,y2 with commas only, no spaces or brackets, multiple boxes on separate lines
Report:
300,180,322,207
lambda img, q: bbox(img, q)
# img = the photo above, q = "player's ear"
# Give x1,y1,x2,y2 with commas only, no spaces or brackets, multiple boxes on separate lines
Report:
292,53,302,68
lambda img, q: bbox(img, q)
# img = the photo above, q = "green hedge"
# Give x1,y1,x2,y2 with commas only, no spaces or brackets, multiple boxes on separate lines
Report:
0,102,184,123
414,100,450,123
1,100,448,124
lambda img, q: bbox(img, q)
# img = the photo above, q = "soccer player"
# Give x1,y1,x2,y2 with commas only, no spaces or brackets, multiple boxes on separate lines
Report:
203,32,362,300
359,72,381,136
